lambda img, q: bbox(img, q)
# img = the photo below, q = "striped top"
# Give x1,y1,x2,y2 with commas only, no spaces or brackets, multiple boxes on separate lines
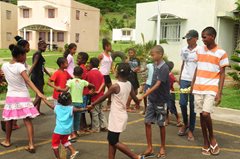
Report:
192,45,229,96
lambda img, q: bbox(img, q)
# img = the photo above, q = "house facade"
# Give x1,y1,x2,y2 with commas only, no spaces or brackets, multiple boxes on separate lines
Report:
18,0,100,51
0,1,17,49
112,28,136,42
136,0,238,69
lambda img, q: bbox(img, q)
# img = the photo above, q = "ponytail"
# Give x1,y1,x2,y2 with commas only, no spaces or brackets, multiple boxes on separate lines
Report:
63,43,77,58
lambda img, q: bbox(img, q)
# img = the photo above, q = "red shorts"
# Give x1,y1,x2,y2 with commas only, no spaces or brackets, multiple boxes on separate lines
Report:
52,133,71,149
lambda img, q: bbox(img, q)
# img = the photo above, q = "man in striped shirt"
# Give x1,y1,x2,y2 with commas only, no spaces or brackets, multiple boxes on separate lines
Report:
192,27,229,156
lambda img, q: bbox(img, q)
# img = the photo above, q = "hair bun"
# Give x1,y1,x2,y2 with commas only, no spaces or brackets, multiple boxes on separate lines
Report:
14,35,23,42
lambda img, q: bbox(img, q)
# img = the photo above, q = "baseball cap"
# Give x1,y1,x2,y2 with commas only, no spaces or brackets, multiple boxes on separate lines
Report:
182,30,199,39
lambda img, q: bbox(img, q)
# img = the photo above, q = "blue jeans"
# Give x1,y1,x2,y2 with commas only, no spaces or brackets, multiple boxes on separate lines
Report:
72,96,87,131
179,80,196,132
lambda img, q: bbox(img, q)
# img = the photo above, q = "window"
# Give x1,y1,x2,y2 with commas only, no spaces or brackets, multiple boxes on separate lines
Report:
122,30,131,36
48,32,55,42
84,12,87,16
48,9,55,18
6,32,12,41
57,32,64,42
75,33,79,43
26,32,32,41
39,32,46,41
23,9,29,18
161,21,181,42
76,10,80,20
6,10,11,20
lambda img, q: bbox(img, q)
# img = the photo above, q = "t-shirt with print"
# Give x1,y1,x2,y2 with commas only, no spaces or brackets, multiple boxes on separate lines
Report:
128,57,140,71
50,69,72,99
148,61,170,104
86,68,105,102
193,45,229,96
54,104,73,135
146,63,154,85
180,46,200,81
66,78,89,103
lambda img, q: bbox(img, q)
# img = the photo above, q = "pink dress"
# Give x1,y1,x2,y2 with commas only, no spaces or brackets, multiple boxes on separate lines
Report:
1,62,39,121
66,54,75,77
108,81,131,133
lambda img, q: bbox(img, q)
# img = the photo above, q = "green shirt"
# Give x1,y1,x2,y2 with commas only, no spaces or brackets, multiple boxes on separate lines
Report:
66,78,89,103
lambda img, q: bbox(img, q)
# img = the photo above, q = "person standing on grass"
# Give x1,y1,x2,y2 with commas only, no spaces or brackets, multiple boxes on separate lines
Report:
89,63,145,159
29,40,51,115
126,48,141,112
64,43,77,77
191,27,228,156
0,44,46,153
178,30,200,141
140,45,169,158
99,39,114,110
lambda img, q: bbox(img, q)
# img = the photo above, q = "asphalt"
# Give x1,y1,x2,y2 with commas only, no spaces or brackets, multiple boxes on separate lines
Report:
0,102,240,159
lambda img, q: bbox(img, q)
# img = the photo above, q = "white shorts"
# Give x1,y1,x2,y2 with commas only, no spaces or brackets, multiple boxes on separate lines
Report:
194,94,215,114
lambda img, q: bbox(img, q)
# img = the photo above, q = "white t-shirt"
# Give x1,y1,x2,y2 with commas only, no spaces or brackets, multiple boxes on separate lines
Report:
66,54,74,77
180,46,200,81
1,62,30,97
99,53,112,75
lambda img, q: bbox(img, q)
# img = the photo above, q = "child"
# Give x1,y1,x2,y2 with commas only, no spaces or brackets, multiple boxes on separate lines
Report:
140,45,169,158
0,44,46,153
166,61,182,127
192,27,228,156
126,48,141,112
98,39,114,109
29,40,51,114
89,63,144,159
48,57,72,105
87,58,107,132
64,43,77,77
59,66,95,140
44,92,91,159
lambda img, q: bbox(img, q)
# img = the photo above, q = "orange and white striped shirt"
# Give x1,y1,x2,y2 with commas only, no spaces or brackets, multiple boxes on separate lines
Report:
192,45,229,96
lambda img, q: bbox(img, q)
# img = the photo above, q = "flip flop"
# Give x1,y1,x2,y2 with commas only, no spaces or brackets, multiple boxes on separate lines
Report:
187,136,195,141
25,147,36,153
157,153,166,158
70,151,79,159
210,143,220,155
201,147,211,156
141,152,155,158
0,142,11,148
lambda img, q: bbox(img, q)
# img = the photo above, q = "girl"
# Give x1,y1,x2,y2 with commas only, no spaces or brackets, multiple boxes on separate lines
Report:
44,92,91,159
29,40,51,115
0,44,46,153
64,43,77,77
89,63,144,159
98,39,113,110
126,48,141,112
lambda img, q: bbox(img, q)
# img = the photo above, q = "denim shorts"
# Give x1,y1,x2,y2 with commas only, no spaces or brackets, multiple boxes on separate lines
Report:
145,101,167,127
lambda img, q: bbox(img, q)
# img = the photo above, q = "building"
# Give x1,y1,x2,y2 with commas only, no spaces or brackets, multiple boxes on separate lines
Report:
0,1,17,49
112,28,136,42
136,0,238,69
18,0,100,51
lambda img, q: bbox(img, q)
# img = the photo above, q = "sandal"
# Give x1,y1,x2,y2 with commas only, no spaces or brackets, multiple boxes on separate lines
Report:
201,147,211,156
176,122,183,127
210,143,220,155
141,152,155,158
157,153,166,158
0,142,11,148
70,151,79,159
178,126,188,136
25,147,36,153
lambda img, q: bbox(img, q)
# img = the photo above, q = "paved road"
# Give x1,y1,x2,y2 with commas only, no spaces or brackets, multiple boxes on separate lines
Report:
0,103,240,159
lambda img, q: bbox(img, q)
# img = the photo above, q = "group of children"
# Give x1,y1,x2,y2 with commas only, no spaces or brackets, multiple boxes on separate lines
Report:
0,26,228,158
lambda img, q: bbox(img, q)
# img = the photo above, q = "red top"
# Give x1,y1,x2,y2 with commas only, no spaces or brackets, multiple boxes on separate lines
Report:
50,69,72,99
169,72,176,91
79,64,89,95
86,68,105,102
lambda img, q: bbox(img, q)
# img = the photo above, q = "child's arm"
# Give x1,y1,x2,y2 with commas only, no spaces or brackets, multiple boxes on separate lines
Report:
44,67,51,77
28,54,39,76
47,79,64,91
130,86,140,106
73,106,91,112
42,98,55,110
95,82,105,94
190,68,197,93
215,67,226,105
141,81,161,100
179,61,184,82
21,71,46,100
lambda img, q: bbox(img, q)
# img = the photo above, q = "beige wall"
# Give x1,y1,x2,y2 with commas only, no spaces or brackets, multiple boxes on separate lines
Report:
0,2,17,49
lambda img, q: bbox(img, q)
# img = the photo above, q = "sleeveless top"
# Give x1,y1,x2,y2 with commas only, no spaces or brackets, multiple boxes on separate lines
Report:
99,53,112,75
108,81,131,133
31,51,45,78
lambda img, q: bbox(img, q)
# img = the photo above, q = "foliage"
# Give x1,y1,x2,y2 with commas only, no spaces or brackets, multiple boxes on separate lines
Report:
105,18,125,30
228,50,240,85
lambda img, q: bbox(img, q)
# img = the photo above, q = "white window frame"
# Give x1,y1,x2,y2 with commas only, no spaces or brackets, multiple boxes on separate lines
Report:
161,21,181,42
6,10,11,20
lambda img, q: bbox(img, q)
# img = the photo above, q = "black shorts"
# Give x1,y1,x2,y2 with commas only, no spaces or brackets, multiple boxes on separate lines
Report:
31,74,44,93
104,75,112,85
107,131,120,146
128,71,139,90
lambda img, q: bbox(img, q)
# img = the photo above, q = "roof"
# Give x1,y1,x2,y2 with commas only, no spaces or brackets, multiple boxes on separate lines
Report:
148,13,186,21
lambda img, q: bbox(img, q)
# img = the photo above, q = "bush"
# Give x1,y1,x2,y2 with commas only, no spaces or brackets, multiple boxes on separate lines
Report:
228,50,240,86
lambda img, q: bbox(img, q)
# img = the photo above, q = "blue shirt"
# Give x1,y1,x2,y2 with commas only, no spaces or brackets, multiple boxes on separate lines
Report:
54,104,73,135
146,63,154,85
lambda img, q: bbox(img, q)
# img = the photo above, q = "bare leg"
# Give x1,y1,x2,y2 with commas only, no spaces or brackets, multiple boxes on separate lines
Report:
109,144,117,159
143,123,153,154
23,118,34,149
143,97,147,114
106,83,112,107
53,148,60,159
115,142,139,159
203,112,218,147
159,126,166,155
200,113,210,148
66,145,77,156
1,120,13,146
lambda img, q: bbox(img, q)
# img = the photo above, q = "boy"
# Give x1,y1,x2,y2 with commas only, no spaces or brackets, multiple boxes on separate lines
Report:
59,66,95,140
192,27,228,156
87,58,108,132
141,45,170,158
48,57,72,105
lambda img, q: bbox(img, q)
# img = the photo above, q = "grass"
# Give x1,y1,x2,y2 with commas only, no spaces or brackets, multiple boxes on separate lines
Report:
220,85,240,109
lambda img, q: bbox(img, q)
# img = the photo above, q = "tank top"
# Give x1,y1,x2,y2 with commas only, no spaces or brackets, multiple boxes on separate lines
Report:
99,53,112,75
32,51,45,78
108,81,131,133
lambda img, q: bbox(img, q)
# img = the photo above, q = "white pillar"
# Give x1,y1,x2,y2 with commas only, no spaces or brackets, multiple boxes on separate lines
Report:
50,29,53,51
23,28,26,40
156,0,161,45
